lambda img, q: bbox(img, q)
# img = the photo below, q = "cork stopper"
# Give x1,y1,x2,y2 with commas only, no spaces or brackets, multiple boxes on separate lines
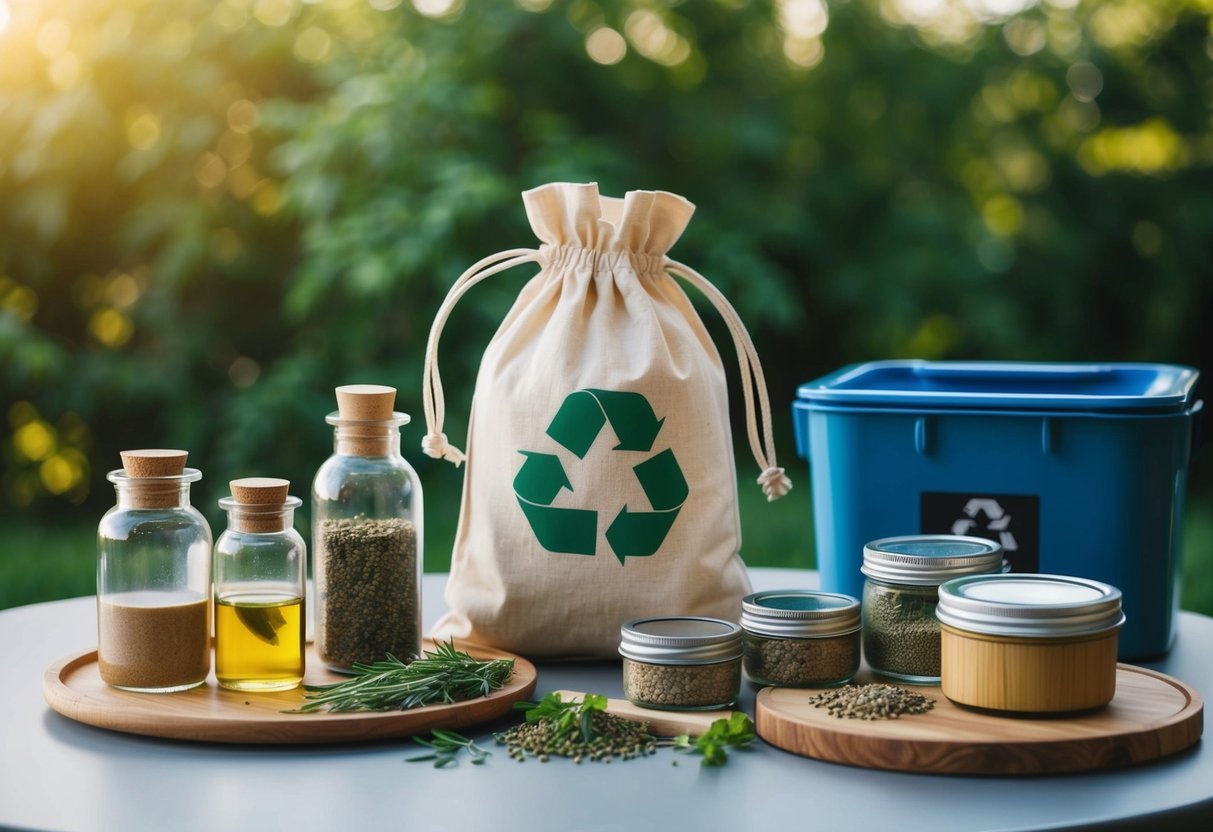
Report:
333,384,400,456
336,384,397,421
230,477,290,505
119,449,190,509
228,477,292,533
121,449,188,478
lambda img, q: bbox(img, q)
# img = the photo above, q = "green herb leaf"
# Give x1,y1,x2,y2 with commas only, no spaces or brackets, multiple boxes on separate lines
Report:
404,730,492,768
293,639,514,713
672,714,757,767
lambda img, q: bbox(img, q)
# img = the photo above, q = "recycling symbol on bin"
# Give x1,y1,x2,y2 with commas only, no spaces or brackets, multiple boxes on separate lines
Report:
513,389,688,564
951,498,1019,552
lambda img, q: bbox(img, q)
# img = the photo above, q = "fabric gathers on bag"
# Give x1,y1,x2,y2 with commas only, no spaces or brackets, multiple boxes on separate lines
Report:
421,182,789,659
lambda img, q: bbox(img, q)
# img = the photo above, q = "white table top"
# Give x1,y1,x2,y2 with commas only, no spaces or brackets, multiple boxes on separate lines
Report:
2,568,1211,832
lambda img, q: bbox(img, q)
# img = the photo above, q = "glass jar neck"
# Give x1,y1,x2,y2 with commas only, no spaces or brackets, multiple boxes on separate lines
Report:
333,424,402,458
110,470,199,510
222,505,297,534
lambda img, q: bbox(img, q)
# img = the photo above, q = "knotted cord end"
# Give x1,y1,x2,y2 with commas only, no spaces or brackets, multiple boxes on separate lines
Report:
422,432,466,467
757,466,792,501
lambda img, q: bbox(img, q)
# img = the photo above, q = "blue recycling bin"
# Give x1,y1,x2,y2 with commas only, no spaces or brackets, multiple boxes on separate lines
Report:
792,361,1202,659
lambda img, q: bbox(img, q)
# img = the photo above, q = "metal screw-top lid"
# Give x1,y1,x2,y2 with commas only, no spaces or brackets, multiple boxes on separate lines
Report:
619,617,743,665
741,590,861,639
861,535,1005,586
937,574,1125,638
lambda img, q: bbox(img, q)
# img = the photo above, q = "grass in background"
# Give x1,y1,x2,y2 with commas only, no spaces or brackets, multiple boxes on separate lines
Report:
3,485,1210,617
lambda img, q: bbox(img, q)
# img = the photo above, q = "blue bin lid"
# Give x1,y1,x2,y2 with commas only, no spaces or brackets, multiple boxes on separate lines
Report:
797,361,1199,412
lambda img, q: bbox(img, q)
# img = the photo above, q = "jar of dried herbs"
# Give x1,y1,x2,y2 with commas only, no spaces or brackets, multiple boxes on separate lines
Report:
861,535,1005,684
619,617,742,711
96,450,213,693
741,590,860,688
312,385,423,673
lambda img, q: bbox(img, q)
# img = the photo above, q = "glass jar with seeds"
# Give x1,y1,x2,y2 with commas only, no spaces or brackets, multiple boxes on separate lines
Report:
741,590,860,688
214,478,307,692
619,617,742,711
861,535,1005,684
96,449,213,693
312,385,423,673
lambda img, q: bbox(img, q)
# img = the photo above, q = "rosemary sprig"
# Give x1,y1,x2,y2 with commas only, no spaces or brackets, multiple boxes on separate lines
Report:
406,730,492,768
294,639,515,713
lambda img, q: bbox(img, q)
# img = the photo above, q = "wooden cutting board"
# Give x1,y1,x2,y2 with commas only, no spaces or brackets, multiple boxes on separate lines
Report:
553,690,739,737
44,639,537,745
756,664,1203,775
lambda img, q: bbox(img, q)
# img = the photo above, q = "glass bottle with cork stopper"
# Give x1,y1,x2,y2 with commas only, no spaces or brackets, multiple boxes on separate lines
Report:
97,449,213,692
312,384,423,673
214,478,307,692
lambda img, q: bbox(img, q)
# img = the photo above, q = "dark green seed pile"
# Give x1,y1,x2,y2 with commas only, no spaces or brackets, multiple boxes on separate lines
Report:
862,586,941,679
806,683,935,720
743,631,859,687
495,711,657,763
318,517,418,669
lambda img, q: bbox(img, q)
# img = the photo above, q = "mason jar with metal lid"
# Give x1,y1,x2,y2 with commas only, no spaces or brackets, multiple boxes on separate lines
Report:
741,590,860,688
861,535,1005,684
619,617,742,710
938,574,1124,714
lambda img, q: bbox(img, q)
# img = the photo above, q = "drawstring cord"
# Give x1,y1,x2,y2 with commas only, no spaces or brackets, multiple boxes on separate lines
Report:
420,247,791,501
664,259,792,501
421,248,541,465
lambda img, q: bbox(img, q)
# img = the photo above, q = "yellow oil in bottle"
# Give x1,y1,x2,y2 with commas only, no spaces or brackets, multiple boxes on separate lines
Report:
215,592,305,692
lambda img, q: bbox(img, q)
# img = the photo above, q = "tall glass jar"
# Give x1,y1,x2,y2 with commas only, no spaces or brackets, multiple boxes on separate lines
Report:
861,535,1005,684
312,385,423,672
214,478,306,692
97,449,212,693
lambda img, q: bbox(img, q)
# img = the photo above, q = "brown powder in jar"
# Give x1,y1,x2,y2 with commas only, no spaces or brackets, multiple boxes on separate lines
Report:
98,591,210,691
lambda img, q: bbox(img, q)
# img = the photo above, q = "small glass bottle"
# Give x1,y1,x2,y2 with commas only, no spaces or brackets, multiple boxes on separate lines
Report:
312,384,423,672
619,617,743,711
97,449,212,693
861,535,1005,684
741,590,860,688
214,478,306,692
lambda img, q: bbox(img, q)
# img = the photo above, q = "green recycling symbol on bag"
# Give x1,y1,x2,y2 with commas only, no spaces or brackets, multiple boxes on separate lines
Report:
513,389,688,564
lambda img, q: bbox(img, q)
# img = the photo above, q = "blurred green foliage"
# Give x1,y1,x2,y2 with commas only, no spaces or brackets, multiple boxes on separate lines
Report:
1,0,1210,601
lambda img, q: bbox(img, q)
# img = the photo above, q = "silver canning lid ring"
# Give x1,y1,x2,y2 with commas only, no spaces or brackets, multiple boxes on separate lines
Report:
936,574,1125,638
741,590,860,639
619,616,743,665
861,535,1005,586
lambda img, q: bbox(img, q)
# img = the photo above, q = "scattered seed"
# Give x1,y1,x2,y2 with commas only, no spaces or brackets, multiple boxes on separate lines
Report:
806,683,935,720
494,711,657,763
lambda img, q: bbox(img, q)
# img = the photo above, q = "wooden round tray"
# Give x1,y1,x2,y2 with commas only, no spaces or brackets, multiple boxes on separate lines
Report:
44,640,537,745
756,664,1203,775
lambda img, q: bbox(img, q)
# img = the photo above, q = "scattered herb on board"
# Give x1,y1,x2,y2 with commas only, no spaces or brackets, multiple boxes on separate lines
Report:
670,712,757,767
806,683,935,720
292,639,514,713
495,692,657,763
406,730,492,768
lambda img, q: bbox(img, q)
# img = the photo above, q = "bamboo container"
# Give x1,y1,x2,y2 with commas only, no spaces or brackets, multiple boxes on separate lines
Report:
937,574,1124,715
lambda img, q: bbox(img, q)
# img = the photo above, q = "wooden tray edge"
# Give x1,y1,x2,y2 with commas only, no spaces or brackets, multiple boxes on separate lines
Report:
755,664,1204,776
44,642,538,745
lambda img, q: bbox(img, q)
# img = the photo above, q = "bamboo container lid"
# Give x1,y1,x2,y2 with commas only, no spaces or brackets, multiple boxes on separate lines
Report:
227,477,293,533
118,449,190,508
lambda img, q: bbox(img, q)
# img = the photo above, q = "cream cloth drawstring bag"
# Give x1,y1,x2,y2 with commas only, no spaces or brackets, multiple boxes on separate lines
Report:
422,182,790,659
